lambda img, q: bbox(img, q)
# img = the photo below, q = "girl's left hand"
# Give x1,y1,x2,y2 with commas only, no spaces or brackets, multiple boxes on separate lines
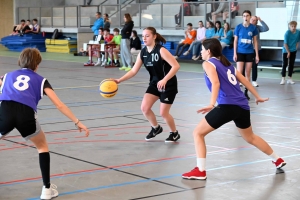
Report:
255,56,259,64
197,105,215,114
255,97,269,105
157,79,167,91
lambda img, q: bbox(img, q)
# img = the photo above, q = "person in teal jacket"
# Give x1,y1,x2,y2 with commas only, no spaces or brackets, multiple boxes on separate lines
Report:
192,21,215,60
212,21,223,40
91,12,104,40
220,22,233,49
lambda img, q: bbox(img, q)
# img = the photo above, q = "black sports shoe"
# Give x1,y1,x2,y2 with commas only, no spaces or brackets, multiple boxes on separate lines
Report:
165,131,180,142
244,88,250,100
145,125,163,141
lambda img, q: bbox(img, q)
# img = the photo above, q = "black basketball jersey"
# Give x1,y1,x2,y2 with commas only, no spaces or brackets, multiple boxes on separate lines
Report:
140,44,177,92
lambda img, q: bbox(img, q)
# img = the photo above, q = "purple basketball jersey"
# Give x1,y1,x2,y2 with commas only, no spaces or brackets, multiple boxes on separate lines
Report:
204,57,250,110
0,69,46,111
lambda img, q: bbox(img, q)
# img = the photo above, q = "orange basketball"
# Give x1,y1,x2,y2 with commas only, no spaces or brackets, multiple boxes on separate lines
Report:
99,79,118,98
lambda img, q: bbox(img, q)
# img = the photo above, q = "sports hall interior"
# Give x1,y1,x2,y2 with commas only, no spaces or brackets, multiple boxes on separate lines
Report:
0,0,300,200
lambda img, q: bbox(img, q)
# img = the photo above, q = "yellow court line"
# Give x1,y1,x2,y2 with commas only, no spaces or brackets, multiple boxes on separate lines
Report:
53,78,204,90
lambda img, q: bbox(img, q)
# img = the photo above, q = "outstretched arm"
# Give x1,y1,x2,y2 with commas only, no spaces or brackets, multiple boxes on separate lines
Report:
115,52,143,83
236,70,269,104
44,88,89,136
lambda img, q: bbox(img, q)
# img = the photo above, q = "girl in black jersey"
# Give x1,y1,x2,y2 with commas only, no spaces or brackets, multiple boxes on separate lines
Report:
114,27,181,142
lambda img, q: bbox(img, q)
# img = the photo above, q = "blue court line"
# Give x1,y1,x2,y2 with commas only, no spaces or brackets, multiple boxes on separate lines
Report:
26,153,300,200
0,147,254,188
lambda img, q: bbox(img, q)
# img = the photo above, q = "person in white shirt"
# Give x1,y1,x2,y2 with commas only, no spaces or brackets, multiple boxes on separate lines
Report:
183,21,206,59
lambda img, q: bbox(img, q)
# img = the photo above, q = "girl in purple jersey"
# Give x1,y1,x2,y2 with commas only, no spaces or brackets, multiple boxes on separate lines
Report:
0,48,89,199
182,38,285,180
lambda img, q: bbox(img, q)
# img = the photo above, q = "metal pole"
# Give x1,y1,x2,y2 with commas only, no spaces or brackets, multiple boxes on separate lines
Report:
161,3,163,29
76,6,79,27
63,7,66,28
228,1,231,28
181,2,183,29
51,7,53,28
28,7,30,21
139,3,141,29
79,6,81,27
119,2,122,28
39,7,41,25
204,2,207,25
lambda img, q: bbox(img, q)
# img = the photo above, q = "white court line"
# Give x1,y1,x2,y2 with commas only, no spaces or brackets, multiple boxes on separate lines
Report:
53,78,204,90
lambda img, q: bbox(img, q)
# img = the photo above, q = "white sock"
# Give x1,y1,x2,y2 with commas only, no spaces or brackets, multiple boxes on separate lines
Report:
89,56,91,60
197,158,206,171
97,58,101,62
103,59,107,63
268,152,279,162
152,124,159,129
114,59,118,63
101,55,105,61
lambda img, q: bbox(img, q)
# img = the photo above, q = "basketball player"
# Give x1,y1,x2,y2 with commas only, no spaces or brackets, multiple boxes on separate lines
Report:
0,48,89,199
233,10,259,100
182,38,286,180
114,27,181,142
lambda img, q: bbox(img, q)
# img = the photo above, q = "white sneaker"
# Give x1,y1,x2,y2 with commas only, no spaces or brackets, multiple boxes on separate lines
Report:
40,184,59,200
239,83,243,87
280,78,285,85
287,78,295,84
174,56,178,59
252,81,259,87
101,62,106,67
183,51,189,56
94,61,101,66
192,55,196,60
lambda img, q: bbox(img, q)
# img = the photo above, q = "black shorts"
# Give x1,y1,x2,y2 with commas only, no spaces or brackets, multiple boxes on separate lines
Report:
205,105,251,129
0,101,41,140
237,53,254,63
145,84,177,104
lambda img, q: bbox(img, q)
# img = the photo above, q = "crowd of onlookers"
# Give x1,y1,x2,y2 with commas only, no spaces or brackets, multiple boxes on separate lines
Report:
10,19,40,36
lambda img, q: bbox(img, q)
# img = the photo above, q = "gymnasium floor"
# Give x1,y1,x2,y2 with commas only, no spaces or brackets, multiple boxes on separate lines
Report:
0,48,300,200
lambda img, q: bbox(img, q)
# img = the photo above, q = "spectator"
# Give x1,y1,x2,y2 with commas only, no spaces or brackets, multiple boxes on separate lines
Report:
211,0,228,23
31,19,40,34
220,22,233,49
250,16,269,87
103,13,111,29
91,12,104,40
206,0,220,22
174,23,197,59
84,28,105,66
11,19,26,35
183,21,206,59
192,21,215,60
213,21,223,40
233,10,259,100
280,21,300,85
103,28,122,67
119,13,134,72
223,0,239,22
130,30,142,63
23,20,33,33
175,0,192,27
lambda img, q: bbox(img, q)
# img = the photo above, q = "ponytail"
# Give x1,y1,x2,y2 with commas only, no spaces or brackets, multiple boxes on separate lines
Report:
219,55,231,67
144,27,166,45
155,33,166,44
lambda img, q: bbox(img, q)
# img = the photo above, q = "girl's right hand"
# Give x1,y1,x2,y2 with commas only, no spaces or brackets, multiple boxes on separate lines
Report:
112,79,121,84
233,54,237,62
76,122,90,137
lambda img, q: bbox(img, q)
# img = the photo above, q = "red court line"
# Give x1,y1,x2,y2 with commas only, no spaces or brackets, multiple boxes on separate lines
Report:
115,133,129,136
95,134,108,137
54,138,68,140
0,146,251,186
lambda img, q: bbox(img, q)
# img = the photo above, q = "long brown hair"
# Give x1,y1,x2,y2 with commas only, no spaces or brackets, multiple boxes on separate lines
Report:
18,48,42,70
202,38,231,67
144,27,166,44
124,13,132,22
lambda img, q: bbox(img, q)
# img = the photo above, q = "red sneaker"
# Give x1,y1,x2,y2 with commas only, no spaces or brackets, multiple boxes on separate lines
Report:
84,60,95,67
182,167,207,180
273,158,286,169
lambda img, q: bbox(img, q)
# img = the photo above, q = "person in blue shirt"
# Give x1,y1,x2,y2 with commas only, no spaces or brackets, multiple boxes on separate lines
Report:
91,12,104,40
220,22,233,49
193,21,215,60
0,48,89,199
250,16,269,87
212,21,223,40
233,10,258,100
280,21,300,85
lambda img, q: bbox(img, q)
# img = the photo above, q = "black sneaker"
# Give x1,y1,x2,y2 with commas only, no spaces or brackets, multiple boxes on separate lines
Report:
145,125,163,141
114,60,120,67
165,131,180,143
244,89,250,100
